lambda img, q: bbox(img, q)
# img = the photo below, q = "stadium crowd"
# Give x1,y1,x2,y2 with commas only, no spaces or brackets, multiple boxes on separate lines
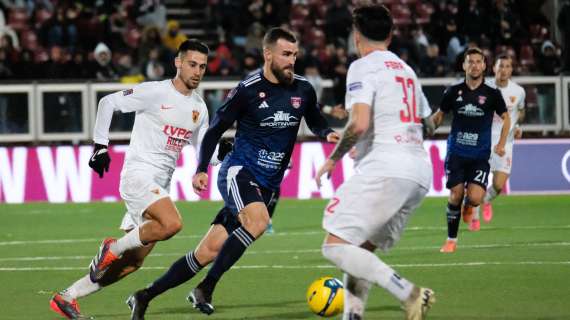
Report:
0,0,565,87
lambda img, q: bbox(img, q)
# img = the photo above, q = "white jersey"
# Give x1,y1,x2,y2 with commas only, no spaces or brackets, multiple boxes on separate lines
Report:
486,79,525,144
94,79,209,174
345,50,431,188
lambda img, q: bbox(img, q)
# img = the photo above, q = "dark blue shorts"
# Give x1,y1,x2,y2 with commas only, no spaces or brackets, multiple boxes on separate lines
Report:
217,163,277,215
445,154,490,189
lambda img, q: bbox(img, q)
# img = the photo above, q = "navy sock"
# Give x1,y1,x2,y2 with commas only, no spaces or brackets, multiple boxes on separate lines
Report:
201,227,255,291
145,251,203,300
446,202,461,239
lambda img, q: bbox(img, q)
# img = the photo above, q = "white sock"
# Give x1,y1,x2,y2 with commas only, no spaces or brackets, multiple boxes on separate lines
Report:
342,273,371,319
60,275,101,302
484,186,499,203
322,244,414,302
474,206,480,220
110,226,143,256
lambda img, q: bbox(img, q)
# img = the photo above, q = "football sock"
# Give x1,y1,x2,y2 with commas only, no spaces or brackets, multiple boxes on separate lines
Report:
474,206,481,220
342,273,371,319
322,244,413,302
60,275,101,302
203,227,255,288
446,202,461,239
110,226,143,256
484,186,499,203
145,251,203,300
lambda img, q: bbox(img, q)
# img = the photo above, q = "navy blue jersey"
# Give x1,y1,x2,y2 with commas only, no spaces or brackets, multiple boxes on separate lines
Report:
440,81,507,159
198,71,332,190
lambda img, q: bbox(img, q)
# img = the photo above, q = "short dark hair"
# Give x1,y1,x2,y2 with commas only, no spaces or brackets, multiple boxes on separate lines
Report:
262,27,297,48
177,39,209,57
495,53,513,65
352,4,393,42
463,47,485,61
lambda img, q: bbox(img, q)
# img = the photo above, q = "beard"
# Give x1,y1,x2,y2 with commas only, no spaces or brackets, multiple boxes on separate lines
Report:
271,62,294,85
183,77,200,90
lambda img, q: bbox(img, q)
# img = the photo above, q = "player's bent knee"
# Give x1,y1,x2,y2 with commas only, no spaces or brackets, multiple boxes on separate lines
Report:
161,219,183,239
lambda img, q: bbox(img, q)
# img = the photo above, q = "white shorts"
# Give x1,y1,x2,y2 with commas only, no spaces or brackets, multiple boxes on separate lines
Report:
323,175,428,251
489,144,513,174
119,168,172,230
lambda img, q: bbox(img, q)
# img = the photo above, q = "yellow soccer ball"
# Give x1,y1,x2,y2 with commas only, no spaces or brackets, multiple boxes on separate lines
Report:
306,276,344,317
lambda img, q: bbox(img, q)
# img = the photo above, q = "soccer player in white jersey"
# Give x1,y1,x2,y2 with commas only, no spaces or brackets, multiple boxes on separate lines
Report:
315,5,435,320
49,40,221,319
469,54,526,231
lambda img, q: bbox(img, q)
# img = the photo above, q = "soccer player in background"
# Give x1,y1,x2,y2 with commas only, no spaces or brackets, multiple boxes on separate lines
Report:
126,27,338,318
430,47,510,253
316,5,436,320
469,54,526,231
49,39,226,319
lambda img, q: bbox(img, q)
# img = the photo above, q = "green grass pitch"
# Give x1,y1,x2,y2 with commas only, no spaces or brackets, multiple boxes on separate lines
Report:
1,195,569,319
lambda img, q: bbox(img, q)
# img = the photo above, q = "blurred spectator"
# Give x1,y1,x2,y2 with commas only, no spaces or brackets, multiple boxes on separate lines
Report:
324,0,352,45
40,6,79,48
327,45,349,105
0,10,19,50
490,0,520,46
241,50,261,77
558,0,570,73
537,40,561,75
0,48,13,79
67,50,91,79
245,22,265,53
421,43,448,77
162,20,187,53
458,0,489,43
43,46,67,78
92,42,118,80
135,0,167,31
208,42,237,76
142,48,166,80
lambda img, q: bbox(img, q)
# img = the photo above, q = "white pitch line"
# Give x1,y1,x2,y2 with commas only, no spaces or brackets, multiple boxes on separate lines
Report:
1,225,569,246
1,242,569,262
0,260,569,272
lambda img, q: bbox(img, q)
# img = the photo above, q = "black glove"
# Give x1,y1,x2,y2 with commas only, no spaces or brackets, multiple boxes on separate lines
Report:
89,143,111,178
217,139,233,161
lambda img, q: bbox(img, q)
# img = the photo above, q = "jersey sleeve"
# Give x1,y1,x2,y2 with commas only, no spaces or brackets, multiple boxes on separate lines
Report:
344,62,375,111
494,88,508,115
303,85,333,139
216,84,246,123
439,86,454,113
518,88,526,110
92,82,155,145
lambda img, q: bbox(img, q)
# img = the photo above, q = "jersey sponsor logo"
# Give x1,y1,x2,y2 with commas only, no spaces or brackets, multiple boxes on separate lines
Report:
257,149,284,169
192,110,200,123
478,95,487,105
291,96,302,108
260,111,299,128
122,89,133,96
160,104,174,110
456,131,479,146
163,125,192,139
258,101,269,109
458,103,484,117
348,82,363,91
456,95,463,102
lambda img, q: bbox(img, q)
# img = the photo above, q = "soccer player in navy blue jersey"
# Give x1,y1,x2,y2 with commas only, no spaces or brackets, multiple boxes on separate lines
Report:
430,47,510,253
126,27,338,319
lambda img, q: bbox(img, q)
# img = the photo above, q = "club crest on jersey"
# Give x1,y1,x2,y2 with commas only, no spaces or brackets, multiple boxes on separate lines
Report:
291,97,302,108
123,88,133,96
192,110,200,123
478,95,487,105
259,91,266,99
510,96,516,103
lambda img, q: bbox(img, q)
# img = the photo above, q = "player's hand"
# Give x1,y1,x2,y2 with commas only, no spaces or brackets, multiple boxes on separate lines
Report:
217,139,233,161
315,159,336,188
88,143,111,178
494,144,506,157
514,127,523,139
331,104,348,119
192,172,208,194
326,131,340,143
